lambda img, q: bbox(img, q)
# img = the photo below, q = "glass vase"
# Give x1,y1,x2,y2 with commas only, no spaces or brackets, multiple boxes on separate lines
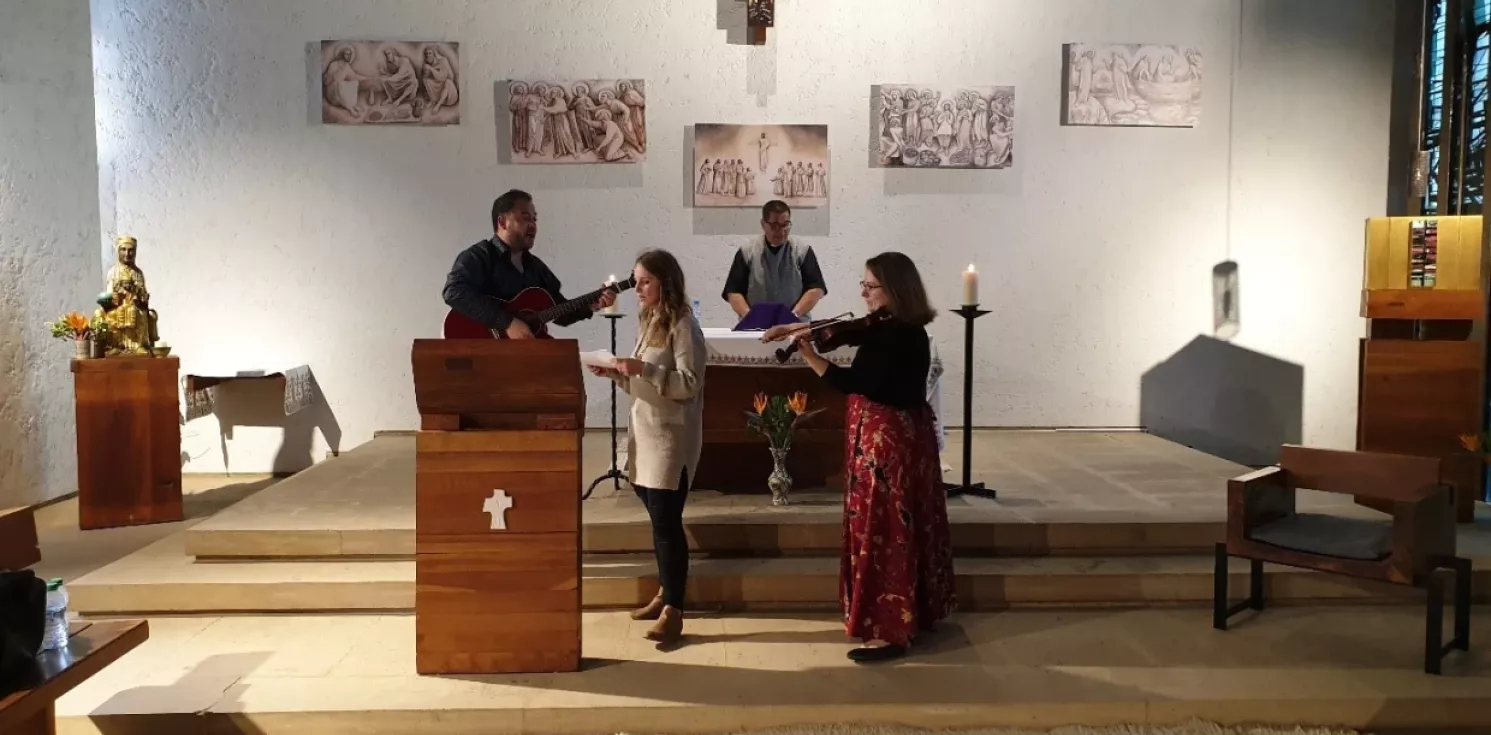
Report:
767,447,792,506
74,337,89,359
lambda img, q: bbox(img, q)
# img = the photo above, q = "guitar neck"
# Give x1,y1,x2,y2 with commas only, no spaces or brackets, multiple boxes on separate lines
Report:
532,287,608,326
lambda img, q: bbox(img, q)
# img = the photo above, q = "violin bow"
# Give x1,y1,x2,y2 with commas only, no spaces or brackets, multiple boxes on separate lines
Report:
795,312,855,335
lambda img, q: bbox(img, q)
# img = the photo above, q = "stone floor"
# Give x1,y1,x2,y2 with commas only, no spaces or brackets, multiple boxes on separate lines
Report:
32,473,276,584
182,430,1365,560
53,607,1491,734
27,430,1491,734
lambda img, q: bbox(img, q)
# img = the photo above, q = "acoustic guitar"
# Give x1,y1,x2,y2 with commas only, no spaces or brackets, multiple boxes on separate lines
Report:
442,275,637,339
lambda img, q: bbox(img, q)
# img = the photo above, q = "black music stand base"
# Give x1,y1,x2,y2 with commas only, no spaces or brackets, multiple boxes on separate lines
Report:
586,468,628,497
584,313,631,500
944,305,995,500
947,481,994,498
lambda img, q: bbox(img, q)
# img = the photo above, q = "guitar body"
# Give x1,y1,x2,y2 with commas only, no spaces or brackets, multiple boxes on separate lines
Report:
442,287,560,339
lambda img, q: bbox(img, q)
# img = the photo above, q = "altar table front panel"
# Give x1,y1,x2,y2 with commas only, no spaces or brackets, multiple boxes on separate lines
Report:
695,364,847,493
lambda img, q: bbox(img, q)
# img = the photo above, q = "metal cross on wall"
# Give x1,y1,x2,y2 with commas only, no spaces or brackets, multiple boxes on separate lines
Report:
747,0,774,45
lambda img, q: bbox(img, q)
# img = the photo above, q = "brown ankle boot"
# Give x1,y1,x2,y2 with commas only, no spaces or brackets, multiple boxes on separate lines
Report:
644,606,683,644
630,592,665,621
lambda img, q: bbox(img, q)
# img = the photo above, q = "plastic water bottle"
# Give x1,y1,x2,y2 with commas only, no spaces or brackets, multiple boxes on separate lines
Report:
41,578,68,652
691,299,702,322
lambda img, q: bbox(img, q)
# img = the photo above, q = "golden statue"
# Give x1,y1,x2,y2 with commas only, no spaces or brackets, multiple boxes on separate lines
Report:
94,235,161,356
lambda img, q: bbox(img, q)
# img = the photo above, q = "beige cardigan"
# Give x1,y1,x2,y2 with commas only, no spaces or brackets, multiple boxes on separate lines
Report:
613,313,707,491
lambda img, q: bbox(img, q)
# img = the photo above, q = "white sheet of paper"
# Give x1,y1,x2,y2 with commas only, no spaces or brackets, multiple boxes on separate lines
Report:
580,350,617,369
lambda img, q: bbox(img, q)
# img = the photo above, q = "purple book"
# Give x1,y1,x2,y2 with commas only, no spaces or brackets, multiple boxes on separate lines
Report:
732,302,803,331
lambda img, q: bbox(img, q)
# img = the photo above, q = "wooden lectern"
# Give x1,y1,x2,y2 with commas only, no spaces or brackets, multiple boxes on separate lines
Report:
71,357,183,530
410,338,584,675
1357,216,1485,522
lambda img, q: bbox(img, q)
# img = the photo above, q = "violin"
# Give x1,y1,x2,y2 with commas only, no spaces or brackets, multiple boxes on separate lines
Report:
773,308,893,363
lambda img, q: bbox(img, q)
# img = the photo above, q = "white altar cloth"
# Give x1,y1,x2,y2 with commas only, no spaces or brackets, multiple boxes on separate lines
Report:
701,327,944,450
701,328,857,368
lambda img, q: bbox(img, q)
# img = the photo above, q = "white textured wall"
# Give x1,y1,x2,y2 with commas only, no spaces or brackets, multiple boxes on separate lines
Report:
1228,0,1394,454
86,0,1393,474
0,0,103,505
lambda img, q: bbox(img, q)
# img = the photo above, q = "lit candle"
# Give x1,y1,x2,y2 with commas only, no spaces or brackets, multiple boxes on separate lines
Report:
603,275,619,313
961,264,978,306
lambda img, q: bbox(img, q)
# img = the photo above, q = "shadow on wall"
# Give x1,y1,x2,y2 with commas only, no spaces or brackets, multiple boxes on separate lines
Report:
716,0,750,45
1140,335,1303,467
205,370,343,475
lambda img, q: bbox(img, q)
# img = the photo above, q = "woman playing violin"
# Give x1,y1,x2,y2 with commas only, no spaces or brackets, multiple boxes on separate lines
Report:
762,251,954,662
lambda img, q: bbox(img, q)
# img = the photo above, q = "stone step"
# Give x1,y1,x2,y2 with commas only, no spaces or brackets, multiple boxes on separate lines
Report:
69,536,1491,617
185,518,1226,559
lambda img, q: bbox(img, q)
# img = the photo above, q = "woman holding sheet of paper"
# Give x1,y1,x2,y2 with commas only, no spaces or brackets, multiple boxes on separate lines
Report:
588,248,706,645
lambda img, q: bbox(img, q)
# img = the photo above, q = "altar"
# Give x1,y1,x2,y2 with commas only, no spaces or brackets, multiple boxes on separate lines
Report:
693,327,945,493
695,328,855,493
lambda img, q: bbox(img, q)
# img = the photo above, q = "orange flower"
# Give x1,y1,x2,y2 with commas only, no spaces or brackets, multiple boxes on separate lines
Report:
787,391,808,415
752,392,768,415
1460,433,1482,452
64,312,89,334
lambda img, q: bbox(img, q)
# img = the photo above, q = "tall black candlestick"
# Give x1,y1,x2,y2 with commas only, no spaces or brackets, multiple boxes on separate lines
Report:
584,313,630,500
946,305,995,499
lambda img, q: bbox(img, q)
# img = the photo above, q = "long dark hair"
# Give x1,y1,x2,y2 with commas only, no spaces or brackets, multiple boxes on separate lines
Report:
866,252,936,326
636,249,690,347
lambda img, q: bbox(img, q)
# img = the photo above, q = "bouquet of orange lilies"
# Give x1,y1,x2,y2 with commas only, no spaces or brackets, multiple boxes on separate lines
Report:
48,312,92,341
1458,433,1491,463
745,391,825,451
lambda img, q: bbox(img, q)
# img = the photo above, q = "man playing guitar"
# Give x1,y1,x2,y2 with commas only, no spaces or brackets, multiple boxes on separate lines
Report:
442,189,616,339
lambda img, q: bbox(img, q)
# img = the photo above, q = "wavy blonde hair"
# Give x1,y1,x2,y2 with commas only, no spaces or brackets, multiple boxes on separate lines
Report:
636,249,690,348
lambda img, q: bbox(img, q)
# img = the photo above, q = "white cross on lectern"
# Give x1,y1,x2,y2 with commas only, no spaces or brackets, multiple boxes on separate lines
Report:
483,489,514,531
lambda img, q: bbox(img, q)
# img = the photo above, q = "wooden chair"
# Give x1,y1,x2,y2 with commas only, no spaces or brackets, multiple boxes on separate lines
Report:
1213,445,1472,674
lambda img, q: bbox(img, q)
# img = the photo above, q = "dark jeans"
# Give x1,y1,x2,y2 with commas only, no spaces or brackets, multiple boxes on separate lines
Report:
633,469,690,609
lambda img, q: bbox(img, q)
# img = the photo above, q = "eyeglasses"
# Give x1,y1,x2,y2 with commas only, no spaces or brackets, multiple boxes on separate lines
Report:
859,281,883,291
764,220,792,230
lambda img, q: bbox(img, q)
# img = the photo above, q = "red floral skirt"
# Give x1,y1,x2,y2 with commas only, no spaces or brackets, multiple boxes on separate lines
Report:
840,394,956,647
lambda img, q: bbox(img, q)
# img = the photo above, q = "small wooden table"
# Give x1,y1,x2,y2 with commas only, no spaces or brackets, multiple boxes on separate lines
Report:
0,620,150,734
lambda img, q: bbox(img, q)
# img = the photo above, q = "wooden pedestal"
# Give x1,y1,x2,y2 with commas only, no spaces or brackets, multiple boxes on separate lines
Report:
694,365,847,493
71,357,182,530
1357,339,1482,522
1358,215,1487,522
411,339,583,675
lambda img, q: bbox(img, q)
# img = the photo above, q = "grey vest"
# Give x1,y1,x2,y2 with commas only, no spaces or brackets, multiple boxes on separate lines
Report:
742,239,808,312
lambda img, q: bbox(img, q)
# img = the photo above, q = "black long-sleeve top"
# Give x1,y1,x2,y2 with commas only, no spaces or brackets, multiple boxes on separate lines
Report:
821,320,930,411
441,237,592,331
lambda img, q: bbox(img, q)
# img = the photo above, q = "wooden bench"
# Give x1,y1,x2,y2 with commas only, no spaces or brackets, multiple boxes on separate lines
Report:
1213,445,1472,674
0,620,149,734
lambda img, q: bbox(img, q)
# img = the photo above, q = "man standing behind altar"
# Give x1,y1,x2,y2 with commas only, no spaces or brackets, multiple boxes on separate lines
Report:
721,200,827,322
